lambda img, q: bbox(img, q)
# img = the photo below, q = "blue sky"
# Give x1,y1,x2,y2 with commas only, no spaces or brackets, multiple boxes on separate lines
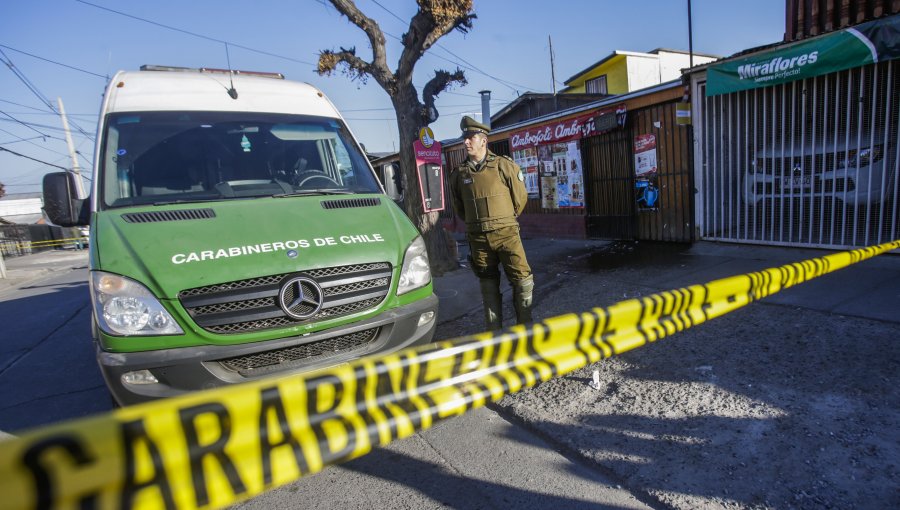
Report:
1,0,785,194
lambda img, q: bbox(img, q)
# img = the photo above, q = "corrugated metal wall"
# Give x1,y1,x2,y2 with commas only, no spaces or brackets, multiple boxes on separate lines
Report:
699,60,899,248
786,0,899,41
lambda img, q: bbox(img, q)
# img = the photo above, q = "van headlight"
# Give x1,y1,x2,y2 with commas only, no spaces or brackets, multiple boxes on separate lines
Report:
854,145,883,167
91,272,184,336
840,145,884,169
397,236,431,295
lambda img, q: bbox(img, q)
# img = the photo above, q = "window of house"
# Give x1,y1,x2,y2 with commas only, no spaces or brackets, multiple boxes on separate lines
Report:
586,75,608,94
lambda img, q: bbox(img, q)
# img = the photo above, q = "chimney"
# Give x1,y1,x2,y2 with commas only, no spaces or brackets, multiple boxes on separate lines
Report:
479,90,491,129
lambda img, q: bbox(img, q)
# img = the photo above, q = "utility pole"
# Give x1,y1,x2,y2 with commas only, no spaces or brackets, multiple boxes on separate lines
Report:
57,98,87,198
687,0,694,68
549,35,557,94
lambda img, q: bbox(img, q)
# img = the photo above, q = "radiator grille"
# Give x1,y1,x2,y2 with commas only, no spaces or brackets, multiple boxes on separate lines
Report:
178,263,392,334
217,327,380,376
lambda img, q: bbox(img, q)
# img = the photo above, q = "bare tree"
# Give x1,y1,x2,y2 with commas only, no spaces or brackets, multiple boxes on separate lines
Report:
317,0,475,275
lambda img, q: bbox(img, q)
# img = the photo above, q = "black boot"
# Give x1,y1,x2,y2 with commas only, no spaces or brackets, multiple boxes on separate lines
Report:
479,277,503,331
512,275,534,325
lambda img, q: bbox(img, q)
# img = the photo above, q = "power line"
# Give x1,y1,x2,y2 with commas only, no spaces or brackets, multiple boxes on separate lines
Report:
0,98,55,112
0,117,91,134
341,102,504,112
0,49,96,142
76,0,318,67
0,135,46,145
0,146,69,171
0,44,108,79
367,0,539,93
78,0,536,102
1,110,97,118
0,121,87,161
0,109,50,138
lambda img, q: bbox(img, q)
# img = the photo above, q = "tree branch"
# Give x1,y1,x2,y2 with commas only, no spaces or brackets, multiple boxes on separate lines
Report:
319,0,395,91
317,47,370,83
398,0,475,79
327,0,390,71
422,69,467,123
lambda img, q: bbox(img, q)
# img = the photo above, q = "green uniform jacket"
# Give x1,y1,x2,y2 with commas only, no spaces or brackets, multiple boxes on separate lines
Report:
449,151,528,233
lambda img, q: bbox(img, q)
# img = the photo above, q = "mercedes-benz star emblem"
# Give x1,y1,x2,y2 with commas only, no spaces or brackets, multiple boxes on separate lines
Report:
278,276,324,320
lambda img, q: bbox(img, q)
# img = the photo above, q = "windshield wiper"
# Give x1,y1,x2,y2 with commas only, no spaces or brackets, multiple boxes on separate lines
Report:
273,189,355,197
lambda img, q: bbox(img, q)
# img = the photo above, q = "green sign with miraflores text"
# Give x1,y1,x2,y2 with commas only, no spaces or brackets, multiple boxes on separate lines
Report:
707,13,900,96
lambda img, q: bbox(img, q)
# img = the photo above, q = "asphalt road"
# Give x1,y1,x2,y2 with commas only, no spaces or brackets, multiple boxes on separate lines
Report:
0,248,650,509
0,250,111,432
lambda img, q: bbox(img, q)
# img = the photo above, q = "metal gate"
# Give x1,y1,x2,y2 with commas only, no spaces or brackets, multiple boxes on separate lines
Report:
699,60,899,248
582,129,635,239
631,102,694,243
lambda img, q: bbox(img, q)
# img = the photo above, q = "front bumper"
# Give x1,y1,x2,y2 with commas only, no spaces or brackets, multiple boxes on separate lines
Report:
98,294,438,405
742,166,891,207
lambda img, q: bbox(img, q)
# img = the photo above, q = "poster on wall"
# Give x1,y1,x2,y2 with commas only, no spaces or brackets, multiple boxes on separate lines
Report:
538,145,555,208
509,108,622,209
633,133,659,211
511,146,540,198
553,142,584,207
528,141,585,209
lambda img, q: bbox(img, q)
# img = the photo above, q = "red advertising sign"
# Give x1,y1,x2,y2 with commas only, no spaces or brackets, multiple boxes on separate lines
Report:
508,104,626,150
413,134,444,212
633,134,658,176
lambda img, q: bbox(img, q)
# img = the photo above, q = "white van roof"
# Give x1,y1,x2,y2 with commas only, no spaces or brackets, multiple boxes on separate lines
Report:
104,66,341,118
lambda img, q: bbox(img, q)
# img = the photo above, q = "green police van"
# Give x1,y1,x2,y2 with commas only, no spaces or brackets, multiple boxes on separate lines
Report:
43,65,437,405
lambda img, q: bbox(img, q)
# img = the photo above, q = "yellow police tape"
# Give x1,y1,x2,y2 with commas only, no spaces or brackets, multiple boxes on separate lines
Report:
10,237,87,250
1,240,897,509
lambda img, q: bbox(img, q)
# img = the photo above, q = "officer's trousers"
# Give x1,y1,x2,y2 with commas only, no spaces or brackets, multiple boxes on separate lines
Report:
466,225,533,329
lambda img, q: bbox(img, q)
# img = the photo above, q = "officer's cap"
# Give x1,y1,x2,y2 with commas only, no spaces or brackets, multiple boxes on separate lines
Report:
460,116,490,136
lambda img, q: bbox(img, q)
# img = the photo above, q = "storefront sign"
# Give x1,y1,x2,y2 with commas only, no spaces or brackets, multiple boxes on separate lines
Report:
508,104,625,209
508,104,626,150
593,104,627,133
675,102,691,125
707,13,900,96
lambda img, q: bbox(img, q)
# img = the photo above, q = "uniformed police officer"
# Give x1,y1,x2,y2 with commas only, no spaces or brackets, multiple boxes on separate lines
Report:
449,116,534,331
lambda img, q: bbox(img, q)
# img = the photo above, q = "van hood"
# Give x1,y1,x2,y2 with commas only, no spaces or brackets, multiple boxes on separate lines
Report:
93,195,415,298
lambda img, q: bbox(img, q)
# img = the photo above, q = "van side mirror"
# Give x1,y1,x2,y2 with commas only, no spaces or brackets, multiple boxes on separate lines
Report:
42,172,89,227
382,163,404,203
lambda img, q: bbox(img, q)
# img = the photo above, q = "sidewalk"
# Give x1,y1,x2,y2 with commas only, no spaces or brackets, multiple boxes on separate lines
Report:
434,235,900,329
433,234,614,327
0,249,89,296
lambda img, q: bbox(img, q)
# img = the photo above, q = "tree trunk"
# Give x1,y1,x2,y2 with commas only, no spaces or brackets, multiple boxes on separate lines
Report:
393,97,458,276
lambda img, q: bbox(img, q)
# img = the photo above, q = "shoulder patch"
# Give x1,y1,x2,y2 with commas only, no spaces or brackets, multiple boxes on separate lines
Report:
502,155,514,162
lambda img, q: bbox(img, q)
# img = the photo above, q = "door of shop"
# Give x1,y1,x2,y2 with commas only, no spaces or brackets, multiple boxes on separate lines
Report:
582,129,636,238
630,103,695,242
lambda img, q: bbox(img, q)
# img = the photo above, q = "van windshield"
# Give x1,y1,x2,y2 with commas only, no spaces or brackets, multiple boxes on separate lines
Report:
99,112,382,208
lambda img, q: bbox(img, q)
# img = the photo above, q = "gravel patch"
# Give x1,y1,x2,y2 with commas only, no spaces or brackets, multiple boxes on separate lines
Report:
438,246,900,509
